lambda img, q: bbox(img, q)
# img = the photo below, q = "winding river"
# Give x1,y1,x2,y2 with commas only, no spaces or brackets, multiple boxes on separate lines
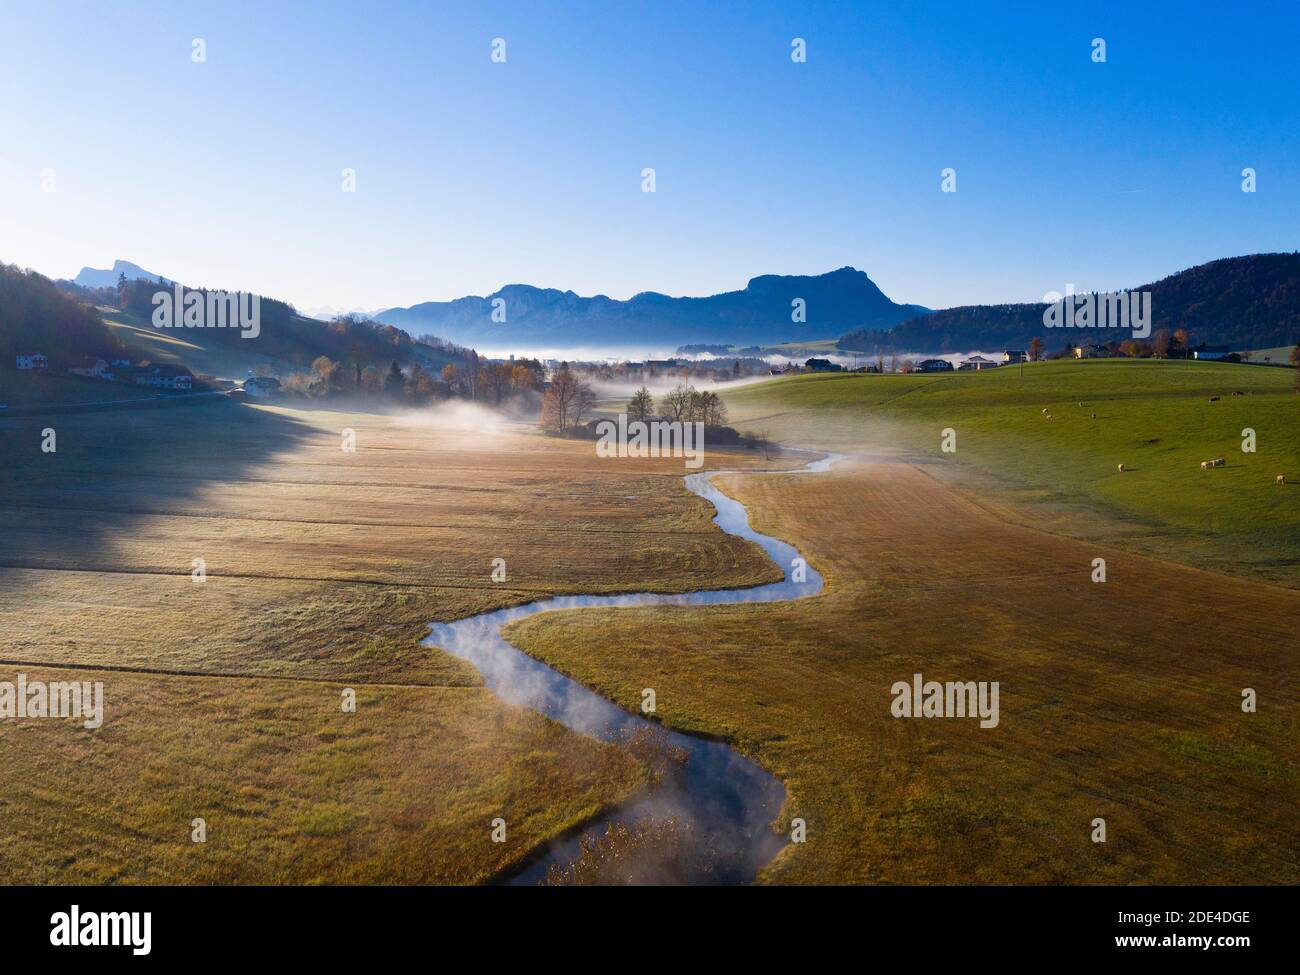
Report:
424,450,841,884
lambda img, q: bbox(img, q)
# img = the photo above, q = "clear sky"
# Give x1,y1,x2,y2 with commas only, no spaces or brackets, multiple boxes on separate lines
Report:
2,0,1297,313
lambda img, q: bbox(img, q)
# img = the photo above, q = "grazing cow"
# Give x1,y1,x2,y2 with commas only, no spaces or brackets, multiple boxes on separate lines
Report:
1279,474,1287,485
1232,391,1245,396
1041,407,1049,413
1091,412,1097,419
1117,464,1126,473
1212,458,1226,468
1201,461,1211,470
1209,396,1220,402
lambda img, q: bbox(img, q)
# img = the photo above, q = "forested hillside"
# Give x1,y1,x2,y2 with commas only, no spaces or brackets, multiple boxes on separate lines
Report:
840,254,1300,353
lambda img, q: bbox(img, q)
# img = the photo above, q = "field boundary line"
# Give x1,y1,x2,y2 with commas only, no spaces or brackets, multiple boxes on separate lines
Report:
0,502,723,537
0,657,479,690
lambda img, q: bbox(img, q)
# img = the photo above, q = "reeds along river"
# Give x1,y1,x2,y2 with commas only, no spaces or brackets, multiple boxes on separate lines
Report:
424,451,842,885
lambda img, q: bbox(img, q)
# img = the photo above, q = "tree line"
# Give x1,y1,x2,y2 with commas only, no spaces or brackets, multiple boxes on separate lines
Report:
1,263,124,364
284,352,546,405
539,373,729,436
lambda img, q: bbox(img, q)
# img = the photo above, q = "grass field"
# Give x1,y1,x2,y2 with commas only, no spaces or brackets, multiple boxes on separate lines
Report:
100,307,293,381
3,359,1294,885
0,397,785,883
722,359,1300,585
508,454,1299,884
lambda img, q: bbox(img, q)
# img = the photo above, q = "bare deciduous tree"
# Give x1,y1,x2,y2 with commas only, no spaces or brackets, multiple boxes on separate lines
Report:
540,365,594,434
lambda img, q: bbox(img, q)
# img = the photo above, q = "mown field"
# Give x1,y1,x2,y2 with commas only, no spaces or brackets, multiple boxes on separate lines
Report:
0,397,784,883
509,455,1299,884
724,360,1300,585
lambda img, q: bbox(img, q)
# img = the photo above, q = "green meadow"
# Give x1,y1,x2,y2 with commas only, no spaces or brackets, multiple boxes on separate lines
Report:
725,359,1300,584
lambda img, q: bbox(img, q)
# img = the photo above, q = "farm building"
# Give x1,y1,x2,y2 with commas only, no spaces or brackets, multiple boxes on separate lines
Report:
804,358,842,372
1002,349,1027,363
1073,343,1111,359
67,358,114,380
135,364,194,390
959,355,999,371
1192,344,1232,361
16,353,48,371
915,358,954,372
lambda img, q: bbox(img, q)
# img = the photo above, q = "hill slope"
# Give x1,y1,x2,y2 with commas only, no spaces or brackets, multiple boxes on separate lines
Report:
112,277,458,377
0,263,124,365
375,267,929,348
1,261,463,383
839,254,1300,354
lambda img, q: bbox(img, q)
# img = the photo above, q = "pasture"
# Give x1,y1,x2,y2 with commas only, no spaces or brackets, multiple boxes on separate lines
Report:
723,359,1300,585
0,397,782,882
509,454,1299,883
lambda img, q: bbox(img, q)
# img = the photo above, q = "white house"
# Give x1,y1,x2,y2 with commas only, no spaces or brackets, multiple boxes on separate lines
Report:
16,353,48,371
959,355,999,371
135,364,194,390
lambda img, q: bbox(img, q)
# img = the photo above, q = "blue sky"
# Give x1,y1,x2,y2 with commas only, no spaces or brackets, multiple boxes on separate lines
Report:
2,0,1297,313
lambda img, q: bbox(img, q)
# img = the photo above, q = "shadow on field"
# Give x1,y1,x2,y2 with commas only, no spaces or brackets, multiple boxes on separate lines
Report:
0,396,316,570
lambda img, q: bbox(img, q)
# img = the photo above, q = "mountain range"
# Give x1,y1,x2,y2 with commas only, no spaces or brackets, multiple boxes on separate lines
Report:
373,267,930,348
34,254,1300,362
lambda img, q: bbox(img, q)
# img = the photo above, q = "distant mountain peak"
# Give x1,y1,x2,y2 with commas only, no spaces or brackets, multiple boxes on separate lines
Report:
73,259,169,289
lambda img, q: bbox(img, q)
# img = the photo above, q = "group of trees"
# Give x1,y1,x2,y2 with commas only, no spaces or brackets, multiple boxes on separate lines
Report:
0,263,124,365
284,352,545,406
657,384,728,425
625,384,728,425
442,358,543,402
539,375,733,437
540,365,595,433
1048,327,1196,361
